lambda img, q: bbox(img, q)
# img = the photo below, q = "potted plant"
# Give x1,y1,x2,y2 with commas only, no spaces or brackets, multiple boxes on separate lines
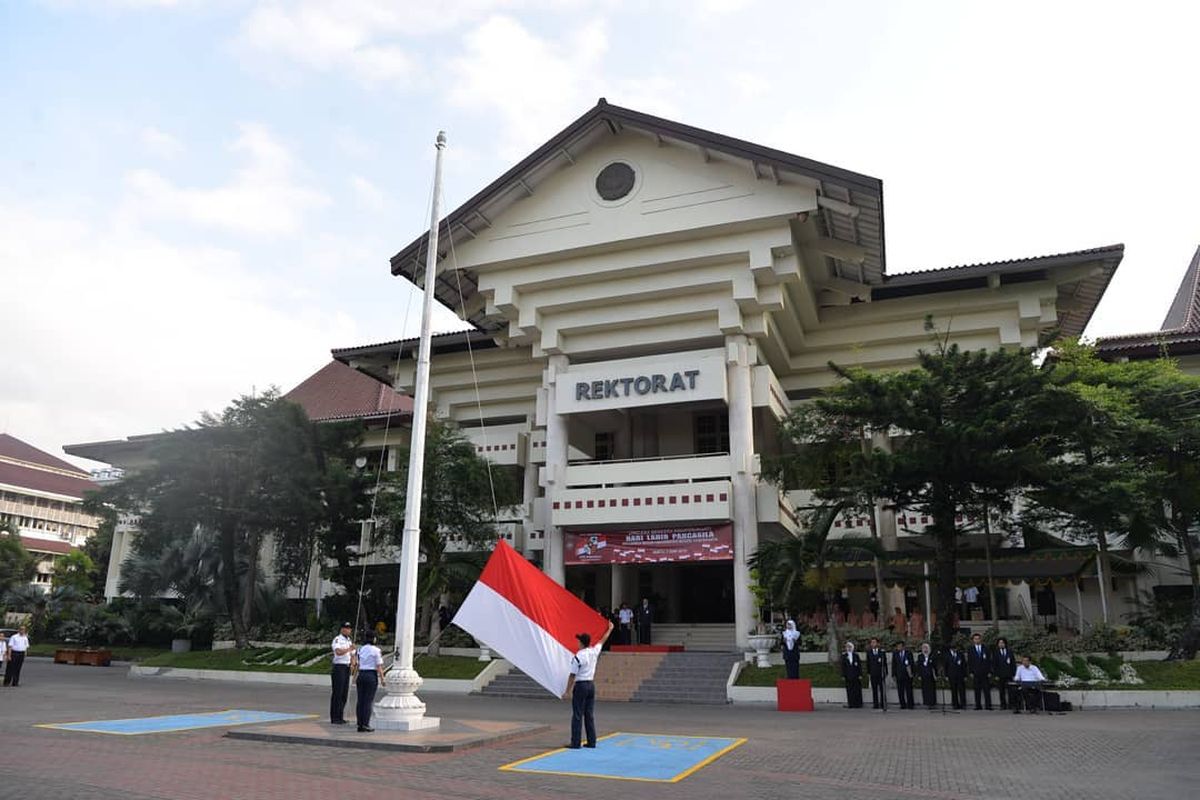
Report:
56,605,127,666
156,604,210,653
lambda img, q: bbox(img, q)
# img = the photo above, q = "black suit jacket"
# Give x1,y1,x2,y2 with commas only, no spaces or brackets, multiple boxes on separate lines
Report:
943,650,967,681
841,652,863,680
636,605,653,625
866,648,889,678
992,647,1017,681
968,644,991,676
892,650,914,681
917,653,938,679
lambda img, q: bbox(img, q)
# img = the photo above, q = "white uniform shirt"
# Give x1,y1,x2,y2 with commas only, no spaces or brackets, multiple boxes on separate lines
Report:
1015,664,1046,683
0,639,7,660
618,608,633,625
9,633,29,653
570,644,602,681
357,644,383,671
331,634,354,665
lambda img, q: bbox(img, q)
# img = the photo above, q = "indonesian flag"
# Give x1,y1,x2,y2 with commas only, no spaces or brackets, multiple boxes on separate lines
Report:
453,540,608,697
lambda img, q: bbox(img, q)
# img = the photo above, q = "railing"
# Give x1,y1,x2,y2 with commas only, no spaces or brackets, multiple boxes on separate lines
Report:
564,453,731,489
1056,601,1086,634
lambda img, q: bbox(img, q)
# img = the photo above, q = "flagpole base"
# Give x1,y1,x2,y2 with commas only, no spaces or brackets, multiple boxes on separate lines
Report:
374,665,441,731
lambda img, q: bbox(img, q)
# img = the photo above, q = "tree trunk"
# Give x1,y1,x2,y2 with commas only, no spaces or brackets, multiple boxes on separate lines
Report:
932,492,959,645
982,506,998,629
219,524,249,649
241,530,261,638
1096,529,1112,626
824,587,840,666
1172,505,1200,660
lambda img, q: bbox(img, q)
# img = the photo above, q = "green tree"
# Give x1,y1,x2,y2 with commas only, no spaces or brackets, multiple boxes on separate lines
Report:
96,391,363,648
53,550,95,596
0,522,36,594
770,337,1066,643
376,419,519,651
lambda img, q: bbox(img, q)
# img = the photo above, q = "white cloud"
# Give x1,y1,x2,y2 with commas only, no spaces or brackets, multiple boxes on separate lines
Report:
350,174,386,212
123,122,329,236
0,198,358,470
139,126,184,159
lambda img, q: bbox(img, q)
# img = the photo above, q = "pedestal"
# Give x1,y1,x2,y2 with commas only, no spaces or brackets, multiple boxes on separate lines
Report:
373,665,441,732
776,679,814,712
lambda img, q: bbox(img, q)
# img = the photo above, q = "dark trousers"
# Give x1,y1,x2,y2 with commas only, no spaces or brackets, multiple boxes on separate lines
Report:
869,675,886,708
355,672,378,728
783,655,800,680
4,653,25,686
949,678,967,709
920,676,937,708
844,677,863,708
570,679,596,747
619,624,631,645
638,623,651,645
973,677,992,709
330,664,351,722
996,678,1013,709
1018,685,1043,712
896,677,914,709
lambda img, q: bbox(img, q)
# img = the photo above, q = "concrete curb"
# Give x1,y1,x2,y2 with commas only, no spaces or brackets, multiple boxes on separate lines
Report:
128,664,484,694
726,683,1200,708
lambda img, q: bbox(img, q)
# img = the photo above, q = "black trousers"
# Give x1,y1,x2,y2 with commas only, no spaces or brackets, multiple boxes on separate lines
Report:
570,679,596,747
619,624,631,645
4,653,25,686
973,676,992,709
844,677,863,708
355,672,378,728
896,677,914,709
869,675,886,708
995,678,1013,709
783,655,800,680
920,676,937,707
330,664,351,722
949,678,967,709
638,623,651,645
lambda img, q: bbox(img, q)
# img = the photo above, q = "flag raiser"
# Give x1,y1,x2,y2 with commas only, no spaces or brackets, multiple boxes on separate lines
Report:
452,540,609,697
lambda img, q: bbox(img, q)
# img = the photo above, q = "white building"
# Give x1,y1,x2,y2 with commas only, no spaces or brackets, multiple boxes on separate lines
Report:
333,100,1123,648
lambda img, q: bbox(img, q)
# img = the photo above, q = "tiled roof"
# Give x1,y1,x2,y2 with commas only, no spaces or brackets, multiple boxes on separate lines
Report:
283,360,412,422
0,433,87,475
19,535,76,555
1096,246,1200,353
0,459,97,500
886,245,1125,280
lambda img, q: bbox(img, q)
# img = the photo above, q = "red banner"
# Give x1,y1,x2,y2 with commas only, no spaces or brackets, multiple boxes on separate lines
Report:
565,524,733,565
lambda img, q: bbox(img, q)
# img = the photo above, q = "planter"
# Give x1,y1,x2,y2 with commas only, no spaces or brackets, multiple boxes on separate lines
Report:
776,679,814,712
748,634,777,668
171,638,193,654
54,648,81,665
477,646,492,662
77,649,112,667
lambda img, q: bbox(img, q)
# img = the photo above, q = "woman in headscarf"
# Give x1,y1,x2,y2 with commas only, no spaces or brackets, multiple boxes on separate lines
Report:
841,640,864,708
781,620,801,679
917,642,939,708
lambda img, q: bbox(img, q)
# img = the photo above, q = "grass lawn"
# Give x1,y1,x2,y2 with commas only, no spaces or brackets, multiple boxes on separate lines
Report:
138,648,488,679
735,659,1200,690
29,643,169,662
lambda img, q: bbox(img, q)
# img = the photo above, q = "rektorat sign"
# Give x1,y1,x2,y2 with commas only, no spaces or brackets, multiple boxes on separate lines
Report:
556,350,726,413
575,370,700,401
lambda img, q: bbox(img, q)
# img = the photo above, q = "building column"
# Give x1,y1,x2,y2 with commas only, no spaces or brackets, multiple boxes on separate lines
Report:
727,335,758,650
542,355,569,585
520,443,539,557
611,564,630,608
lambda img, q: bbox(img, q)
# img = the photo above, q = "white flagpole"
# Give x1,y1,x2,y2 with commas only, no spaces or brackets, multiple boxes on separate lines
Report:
374,131,447,731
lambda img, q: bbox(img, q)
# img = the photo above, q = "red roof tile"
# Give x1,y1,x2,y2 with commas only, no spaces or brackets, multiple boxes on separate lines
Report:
0,433,89,475
0,460,97,500
283,360,412,422
19,535,75,555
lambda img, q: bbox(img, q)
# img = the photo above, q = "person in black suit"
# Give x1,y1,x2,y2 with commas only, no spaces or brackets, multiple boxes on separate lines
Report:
636,598,653,645
841,640,864,708
991,636,1017,710
943,643,967,709
781,620,802,679
916,643,938,708
892,642,915,709
865,636,888,709
967,632,993,710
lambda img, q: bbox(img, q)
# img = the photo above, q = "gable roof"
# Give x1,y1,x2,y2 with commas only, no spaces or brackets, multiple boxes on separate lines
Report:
0,434,96,500
388,99,885,332
1096,245,1200,357
0,433,87,475
283,360,412,422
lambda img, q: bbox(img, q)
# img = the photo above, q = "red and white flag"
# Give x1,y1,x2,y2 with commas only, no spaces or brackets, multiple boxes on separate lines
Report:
453,540,608,697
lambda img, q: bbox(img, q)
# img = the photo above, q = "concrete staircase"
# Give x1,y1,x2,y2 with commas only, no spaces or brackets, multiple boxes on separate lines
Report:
648,623,736,652
478,651,741,705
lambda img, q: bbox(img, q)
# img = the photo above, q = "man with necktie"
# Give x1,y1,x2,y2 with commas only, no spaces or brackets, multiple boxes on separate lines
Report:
943,643,967,709
992,636,1017,710
968,632,993,710
865,637,888,709
891,641,915,709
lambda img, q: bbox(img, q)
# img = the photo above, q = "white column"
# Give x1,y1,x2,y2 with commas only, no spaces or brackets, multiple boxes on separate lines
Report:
611,564,629,608
542,354,569,585
727,335,758,650
520,449,539,556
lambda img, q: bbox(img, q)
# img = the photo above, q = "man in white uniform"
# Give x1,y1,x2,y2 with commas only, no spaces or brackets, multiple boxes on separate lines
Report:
1014,656,1047,714
563,621,614,749
4,626,29,687
329,622,355,724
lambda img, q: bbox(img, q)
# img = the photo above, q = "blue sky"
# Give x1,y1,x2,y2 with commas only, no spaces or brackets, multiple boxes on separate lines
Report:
2,1,1198,467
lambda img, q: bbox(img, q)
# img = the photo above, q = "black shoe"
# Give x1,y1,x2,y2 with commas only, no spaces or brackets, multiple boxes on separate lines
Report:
584,743,596,748
331,720,347,725
1013,710,1021,714
358,726,374,732
564,743,581,749
872,704,880,709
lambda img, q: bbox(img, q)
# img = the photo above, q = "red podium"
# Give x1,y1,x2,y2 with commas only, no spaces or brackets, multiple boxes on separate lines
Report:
776,679,814,712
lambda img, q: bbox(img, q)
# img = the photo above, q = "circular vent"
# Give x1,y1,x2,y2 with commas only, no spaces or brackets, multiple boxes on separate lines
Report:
595,162,636,201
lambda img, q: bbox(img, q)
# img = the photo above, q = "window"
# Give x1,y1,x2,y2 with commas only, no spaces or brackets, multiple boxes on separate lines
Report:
694,413,729,454
594,432,616,461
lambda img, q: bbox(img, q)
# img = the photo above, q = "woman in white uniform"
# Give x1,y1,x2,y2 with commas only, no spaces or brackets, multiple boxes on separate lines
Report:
354,632,385,732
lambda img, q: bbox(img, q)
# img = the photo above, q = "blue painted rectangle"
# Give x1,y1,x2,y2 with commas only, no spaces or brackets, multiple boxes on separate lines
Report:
40,709,312,735
500,732,746,782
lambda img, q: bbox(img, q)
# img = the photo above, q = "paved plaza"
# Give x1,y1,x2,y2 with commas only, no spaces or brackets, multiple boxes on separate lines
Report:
0,659,1196,800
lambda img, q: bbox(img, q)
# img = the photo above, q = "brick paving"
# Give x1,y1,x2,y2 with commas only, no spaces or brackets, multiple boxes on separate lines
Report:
0,659,1195,800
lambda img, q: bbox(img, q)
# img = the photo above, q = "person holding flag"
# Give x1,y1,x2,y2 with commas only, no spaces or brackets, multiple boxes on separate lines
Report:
563,621,615,749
